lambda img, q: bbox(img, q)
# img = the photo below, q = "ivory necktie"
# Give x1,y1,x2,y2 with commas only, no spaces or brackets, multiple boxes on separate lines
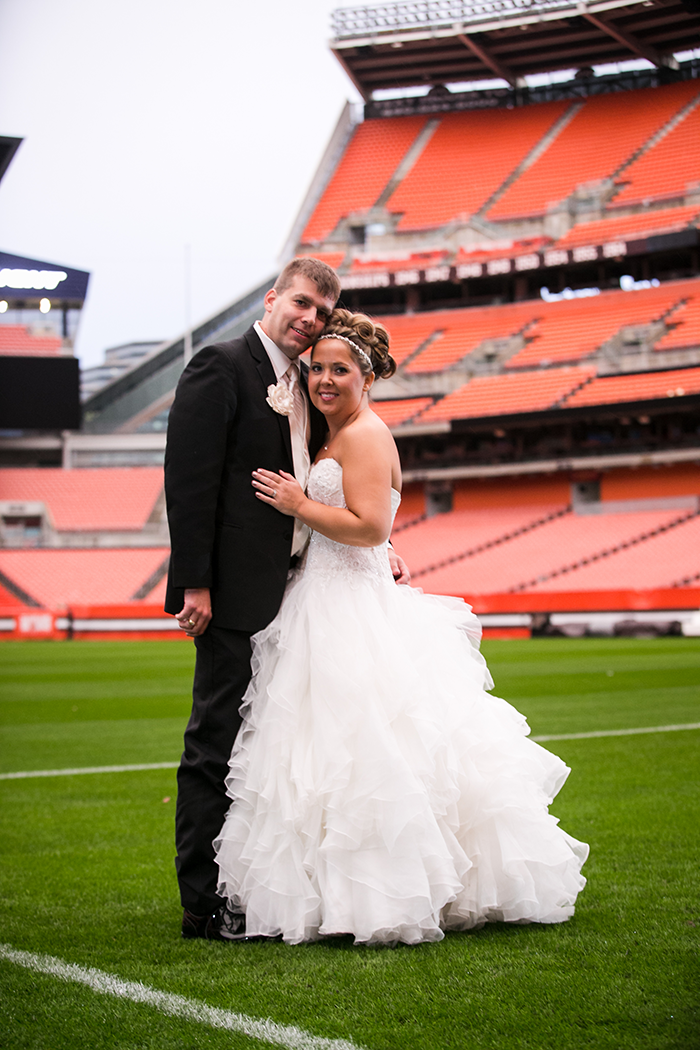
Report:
285,362,311,556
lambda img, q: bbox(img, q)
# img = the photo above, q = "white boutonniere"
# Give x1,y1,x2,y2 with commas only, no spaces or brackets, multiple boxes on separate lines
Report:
266,381,294,416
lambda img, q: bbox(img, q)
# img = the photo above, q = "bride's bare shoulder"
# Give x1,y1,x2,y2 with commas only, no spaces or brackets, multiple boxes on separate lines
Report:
337,408,401,481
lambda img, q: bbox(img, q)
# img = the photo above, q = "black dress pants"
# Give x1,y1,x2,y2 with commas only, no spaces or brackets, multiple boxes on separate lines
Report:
175,624,253,914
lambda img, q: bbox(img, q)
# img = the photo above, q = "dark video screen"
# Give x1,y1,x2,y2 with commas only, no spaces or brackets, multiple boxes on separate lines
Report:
0,356,81,430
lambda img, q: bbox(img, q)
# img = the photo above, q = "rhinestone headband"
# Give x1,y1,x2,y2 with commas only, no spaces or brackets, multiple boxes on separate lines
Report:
316,333,374,371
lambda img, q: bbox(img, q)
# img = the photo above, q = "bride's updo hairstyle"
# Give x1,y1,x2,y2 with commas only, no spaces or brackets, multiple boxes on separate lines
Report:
316,308,396,380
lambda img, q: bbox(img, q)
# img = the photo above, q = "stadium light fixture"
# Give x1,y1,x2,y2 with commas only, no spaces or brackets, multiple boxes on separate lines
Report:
39,298,51,313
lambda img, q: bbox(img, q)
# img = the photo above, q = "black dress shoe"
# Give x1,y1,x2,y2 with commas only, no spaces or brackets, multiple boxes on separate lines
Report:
182,902,247,941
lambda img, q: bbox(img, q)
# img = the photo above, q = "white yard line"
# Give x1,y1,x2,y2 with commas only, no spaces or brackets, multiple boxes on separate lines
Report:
0,944,365,1050
0,762,178,780
1,722,699,781
533,722,700,742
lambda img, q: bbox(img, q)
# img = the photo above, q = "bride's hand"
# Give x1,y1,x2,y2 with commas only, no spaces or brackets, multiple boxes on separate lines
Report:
252,468,305,516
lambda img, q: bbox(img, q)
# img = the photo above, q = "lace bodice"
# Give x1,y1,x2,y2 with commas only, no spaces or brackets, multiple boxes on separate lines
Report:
304,458,401,586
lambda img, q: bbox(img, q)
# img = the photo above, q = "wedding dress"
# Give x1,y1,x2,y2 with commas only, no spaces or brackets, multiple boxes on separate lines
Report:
215,458,588,945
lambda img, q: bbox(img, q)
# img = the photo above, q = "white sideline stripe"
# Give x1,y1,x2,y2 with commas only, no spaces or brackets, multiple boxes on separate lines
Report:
0,944,365,1050
2,722,700,782
0,762,178,780
533,722,700,742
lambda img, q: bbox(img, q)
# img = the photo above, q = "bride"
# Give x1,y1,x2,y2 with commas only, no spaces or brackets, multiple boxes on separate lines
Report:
214,309,588,946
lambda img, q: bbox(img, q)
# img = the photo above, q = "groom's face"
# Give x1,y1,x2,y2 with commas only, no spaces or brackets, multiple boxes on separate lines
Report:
261,276,336,360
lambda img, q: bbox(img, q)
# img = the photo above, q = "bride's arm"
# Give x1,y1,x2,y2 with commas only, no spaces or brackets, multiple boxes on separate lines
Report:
253,428,395,548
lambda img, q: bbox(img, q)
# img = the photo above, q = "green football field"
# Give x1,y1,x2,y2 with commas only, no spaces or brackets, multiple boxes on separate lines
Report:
1,638,699,1050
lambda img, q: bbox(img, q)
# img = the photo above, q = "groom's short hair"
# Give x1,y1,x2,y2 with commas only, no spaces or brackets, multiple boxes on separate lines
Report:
274,257,341,304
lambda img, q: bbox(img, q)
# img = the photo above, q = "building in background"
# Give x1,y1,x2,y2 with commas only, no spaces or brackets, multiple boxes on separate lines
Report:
80,341,163,401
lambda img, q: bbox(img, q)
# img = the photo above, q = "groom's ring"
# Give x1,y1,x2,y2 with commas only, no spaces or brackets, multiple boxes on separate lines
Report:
186,619,195,628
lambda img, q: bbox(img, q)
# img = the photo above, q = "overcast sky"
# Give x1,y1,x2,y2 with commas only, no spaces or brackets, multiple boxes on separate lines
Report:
0,0,361,366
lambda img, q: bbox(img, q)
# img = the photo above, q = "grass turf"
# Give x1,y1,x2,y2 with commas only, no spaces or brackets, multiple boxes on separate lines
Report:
0,638,699,1049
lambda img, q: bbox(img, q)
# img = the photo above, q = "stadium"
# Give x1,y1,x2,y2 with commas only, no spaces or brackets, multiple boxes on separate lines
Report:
1,3,700,1048
2,0,700,639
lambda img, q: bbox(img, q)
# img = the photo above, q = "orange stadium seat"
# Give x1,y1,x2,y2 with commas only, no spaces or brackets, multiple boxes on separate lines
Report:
0,468,164,531
414,508,685,595
488,80,700,220
0,548,170,608
527,512,700,592
555,205,700,249
301,116,428,243
371,397,435,428
0,324,63,356
415,366,596,424
392,504,568,576
611,98,700,206
561,365,700,408
386,101,569,230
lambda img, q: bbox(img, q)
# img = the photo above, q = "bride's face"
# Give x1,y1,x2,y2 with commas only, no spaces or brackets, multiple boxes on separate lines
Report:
309,339,373,421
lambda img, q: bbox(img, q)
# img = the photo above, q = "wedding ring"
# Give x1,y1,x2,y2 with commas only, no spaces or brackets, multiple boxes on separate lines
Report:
186,619,195,628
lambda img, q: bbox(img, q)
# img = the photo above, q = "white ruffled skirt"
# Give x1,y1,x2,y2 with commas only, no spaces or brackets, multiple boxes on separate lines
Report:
214,570,588,946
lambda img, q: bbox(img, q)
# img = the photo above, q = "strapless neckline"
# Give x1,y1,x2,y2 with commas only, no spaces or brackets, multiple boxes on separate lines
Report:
311,456,401,498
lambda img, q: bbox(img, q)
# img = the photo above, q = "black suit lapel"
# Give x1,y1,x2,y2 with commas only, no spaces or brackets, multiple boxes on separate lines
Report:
244,328,293,466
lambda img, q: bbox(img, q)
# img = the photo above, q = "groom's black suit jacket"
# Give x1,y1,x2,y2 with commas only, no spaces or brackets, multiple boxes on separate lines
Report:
164,326,327,634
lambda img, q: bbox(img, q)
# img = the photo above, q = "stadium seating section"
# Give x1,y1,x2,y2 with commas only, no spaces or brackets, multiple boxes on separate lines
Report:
409,507,693,594
527,512,700,592
372,278,699,376
0,325,63,356
373,311,453,368
298,81,700,243
302,116,428,242
0,468,164,531
401,302,537,374
505,280,692,369
296,251,346,271
487,81,700,221
385,102,570,230
350,250,449,273
0,548,169,608
555,205,700,249
611,96,700,206
654,293,700,352
562,365,700,408
371,398,435,428
392,503,569,576
0,579,27,606
415,366,596,424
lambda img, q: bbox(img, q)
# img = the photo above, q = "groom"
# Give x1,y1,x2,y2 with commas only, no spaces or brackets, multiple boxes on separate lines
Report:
165,257,409,940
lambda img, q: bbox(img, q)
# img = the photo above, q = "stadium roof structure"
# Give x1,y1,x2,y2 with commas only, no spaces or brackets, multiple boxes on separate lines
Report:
0,137,22,184
330,0,700,95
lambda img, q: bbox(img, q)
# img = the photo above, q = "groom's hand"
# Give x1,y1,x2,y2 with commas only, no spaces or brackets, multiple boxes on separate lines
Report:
388,548,410,585
176,588,212,637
